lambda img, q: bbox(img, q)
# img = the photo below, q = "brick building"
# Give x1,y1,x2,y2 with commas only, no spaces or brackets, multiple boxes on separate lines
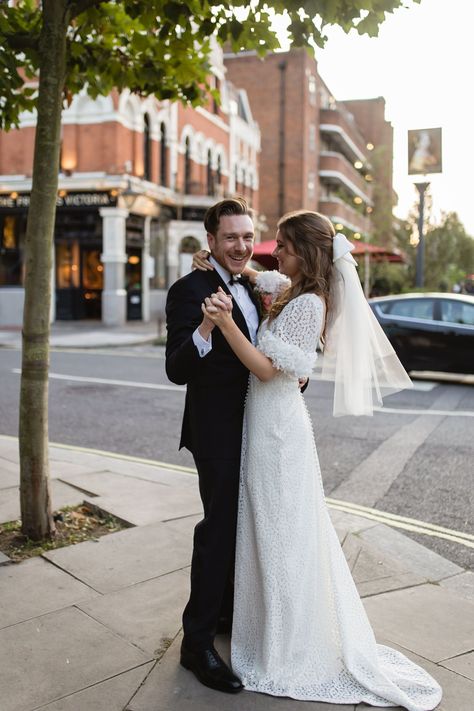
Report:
224,49,394,243
0,45,260,326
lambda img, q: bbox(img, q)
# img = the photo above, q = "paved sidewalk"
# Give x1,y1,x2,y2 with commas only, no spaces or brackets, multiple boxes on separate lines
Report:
0,434,473,711
0,320,160,350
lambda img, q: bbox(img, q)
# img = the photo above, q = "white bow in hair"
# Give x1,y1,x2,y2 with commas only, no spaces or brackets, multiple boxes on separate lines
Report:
333,232,357,266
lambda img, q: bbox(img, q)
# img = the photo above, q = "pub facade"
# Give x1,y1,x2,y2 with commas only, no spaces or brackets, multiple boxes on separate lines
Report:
0,45,260,327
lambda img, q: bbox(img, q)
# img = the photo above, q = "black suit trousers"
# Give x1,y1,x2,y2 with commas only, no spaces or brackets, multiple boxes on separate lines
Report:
182,456,241,650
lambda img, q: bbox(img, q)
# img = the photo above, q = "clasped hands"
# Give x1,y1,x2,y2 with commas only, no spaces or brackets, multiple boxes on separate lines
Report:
201,287,234,328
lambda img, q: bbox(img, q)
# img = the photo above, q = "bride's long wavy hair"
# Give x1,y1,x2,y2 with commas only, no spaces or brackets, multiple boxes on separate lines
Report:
268,210,335,342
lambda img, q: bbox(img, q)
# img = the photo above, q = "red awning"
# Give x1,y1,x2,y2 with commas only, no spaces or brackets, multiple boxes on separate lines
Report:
252,240,277,255
251,239,405,267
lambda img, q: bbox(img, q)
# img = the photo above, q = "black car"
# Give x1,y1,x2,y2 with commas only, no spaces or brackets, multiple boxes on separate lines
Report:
368,293,474,374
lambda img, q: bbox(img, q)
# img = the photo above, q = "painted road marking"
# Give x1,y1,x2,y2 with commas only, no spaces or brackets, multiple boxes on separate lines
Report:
12,369,185,392
10,370,474,417
373,405,474,417
326,497,474,549
2,435,471,550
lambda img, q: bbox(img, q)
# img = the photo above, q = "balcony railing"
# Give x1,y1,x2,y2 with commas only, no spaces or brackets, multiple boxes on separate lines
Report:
318,197,371,236
319,152,373,204
319,108,368,163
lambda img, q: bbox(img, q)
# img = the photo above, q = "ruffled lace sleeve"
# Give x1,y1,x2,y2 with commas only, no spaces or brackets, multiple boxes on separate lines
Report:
257,294,323,379
255,270,290,299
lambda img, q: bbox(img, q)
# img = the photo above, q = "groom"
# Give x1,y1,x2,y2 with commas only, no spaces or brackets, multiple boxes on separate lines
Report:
165,197,259,693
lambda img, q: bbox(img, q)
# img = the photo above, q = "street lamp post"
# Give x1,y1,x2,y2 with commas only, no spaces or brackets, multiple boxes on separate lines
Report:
415,181,430,288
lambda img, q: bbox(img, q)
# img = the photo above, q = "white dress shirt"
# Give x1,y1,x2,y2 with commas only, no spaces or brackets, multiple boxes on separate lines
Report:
193,256,259,357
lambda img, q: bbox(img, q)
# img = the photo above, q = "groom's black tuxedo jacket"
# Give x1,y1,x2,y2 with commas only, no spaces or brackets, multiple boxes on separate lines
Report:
165,268,260,461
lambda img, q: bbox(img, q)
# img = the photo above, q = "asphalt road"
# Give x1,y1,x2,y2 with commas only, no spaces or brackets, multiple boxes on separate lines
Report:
1,346,473,570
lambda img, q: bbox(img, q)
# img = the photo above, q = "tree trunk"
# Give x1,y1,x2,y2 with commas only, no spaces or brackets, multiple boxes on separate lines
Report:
19,0,68,540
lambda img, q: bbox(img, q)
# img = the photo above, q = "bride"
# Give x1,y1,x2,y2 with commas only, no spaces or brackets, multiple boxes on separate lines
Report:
201,210,442,710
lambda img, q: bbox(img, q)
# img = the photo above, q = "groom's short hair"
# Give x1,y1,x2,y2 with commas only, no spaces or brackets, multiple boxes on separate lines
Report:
204,197,253,237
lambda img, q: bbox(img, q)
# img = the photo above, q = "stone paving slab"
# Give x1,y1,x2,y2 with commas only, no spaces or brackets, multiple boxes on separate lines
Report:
59,460,198,487
0,437,19,463
43,517,193,593
38,663,154,711
0,453,104,485
50,459,102,480
126,634,356,711
162,513,200,537
440,651,474,682
0,479,86,525
439,571,474,602
342,532,427,598
0,551,11,564
377,638,473,711
0,455,20,488
47,446,195,482
49,447,111,464
0,606,150,711
88,459,197,485
78,568,189,655
359,523,463,581
325,507,377,543
59,470,201,526
363,583,474,663
0,557,98,629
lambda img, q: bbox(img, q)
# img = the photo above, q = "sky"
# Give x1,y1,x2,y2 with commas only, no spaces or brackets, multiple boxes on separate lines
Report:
273,0,474,234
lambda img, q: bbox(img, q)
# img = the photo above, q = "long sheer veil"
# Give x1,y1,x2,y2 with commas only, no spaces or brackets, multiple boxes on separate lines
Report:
320,233,413,416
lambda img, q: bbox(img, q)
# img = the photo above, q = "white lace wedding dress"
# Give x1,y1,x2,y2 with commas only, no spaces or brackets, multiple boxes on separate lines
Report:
231,277,442,710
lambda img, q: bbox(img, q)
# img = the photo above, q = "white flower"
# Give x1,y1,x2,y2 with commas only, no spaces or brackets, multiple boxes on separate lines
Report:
255,270,290,297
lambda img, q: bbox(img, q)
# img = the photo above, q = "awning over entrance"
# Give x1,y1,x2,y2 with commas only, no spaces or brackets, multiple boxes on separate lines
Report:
251,239,406,296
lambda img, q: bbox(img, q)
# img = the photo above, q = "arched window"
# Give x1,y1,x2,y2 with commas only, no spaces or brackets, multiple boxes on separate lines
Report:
216,154,222,188
179,236,202,277
184,137,191,194
207,149,213,196
143,114,151,181
159,123,167,186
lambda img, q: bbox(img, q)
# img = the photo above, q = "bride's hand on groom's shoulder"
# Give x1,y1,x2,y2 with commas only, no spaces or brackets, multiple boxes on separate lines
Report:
192,249,213,271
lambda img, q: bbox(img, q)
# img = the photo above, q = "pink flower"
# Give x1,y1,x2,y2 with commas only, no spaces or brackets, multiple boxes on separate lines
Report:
261,292,273,314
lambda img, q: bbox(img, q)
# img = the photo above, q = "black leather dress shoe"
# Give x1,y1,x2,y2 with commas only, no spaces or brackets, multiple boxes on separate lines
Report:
180,642,243,694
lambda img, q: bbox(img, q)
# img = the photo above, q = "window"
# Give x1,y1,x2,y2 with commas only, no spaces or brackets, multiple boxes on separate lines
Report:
56,241,80,289
159,123,167,186
386,299,434,320
309,123,316,151
213,78,220,115
150,217,167,290
0,215,23,286
307,172,316,200
216,154,222,187
143,114,151,181
320,87,330,109
184,137,191,193
180,236,202,277
207,149,213,196
440,300,474,326
308,75,317,106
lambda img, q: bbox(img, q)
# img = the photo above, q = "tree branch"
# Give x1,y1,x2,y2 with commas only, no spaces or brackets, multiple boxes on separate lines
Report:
2,33,39,52
67,0,106,21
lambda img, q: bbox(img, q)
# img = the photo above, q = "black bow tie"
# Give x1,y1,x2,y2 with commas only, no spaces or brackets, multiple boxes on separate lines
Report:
229,274,249,285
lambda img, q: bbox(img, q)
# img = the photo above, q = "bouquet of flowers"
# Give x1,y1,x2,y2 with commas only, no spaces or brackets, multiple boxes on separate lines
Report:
254,270,290,319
